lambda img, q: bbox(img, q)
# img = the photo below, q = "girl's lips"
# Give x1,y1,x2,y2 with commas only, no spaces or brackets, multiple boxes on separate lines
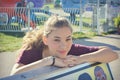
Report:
58,50,66,54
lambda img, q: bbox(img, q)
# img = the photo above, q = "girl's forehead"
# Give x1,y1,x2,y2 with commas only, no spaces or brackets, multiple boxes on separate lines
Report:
53,27,71,33
49,27,72,37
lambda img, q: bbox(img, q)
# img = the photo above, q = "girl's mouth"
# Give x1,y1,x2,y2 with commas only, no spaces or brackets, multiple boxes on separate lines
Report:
58,50,66,54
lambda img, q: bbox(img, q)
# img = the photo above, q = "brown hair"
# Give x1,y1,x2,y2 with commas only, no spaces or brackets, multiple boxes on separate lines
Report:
21,16,73,50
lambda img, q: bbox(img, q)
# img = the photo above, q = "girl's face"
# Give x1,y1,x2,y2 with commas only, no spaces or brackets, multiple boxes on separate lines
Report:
44,27,73,58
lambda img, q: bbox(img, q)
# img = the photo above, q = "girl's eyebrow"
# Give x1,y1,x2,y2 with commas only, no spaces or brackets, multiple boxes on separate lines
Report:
54,35,72,39
67,35,72,38
54,36,60,39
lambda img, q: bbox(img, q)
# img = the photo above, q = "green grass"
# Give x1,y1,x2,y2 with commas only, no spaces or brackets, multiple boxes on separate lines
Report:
43,3,54,9
0,32,25,52
72,31,97,39
82,18,92,24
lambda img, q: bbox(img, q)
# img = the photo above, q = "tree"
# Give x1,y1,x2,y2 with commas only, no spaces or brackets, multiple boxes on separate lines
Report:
113,15,120,34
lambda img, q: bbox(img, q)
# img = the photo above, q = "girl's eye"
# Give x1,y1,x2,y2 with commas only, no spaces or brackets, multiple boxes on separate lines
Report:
54,39,60,42
66,38,72,41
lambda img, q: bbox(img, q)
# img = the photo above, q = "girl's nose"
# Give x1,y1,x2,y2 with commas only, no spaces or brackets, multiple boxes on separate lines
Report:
60,41,66,49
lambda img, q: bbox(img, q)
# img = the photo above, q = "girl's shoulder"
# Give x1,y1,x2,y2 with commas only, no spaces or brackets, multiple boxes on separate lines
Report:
71,44,99,49
17,47,43,65
69,44,99,55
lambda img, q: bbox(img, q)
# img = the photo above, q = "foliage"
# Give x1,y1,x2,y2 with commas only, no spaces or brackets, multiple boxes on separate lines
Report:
113,15,120,28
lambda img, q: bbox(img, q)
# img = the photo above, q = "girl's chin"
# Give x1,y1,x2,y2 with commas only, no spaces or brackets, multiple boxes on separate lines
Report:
58,55,67,59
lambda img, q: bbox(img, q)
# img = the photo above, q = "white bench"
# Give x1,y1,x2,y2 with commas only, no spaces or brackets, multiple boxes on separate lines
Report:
0,62,113,80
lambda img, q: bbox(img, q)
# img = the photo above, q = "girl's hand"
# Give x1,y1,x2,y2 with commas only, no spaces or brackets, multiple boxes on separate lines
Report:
53,55,85,67
54,57,69,67
63,55,85,67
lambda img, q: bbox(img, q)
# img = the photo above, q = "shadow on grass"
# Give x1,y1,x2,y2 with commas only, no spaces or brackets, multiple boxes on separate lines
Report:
0,32,25,38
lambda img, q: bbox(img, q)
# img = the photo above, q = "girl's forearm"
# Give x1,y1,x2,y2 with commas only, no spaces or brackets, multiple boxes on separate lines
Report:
12,57,53,75
79,47,118,63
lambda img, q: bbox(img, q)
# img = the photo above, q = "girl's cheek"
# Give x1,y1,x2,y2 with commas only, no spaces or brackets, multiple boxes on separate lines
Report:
51,42,59,48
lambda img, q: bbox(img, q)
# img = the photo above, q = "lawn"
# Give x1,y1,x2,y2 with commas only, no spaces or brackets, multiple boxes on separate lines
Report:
0,32,25,52
0,29,97,52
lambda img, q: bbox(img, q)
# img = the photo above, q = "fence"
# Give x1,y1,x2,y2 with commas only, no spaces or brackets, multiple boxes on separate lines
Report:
0,5,119,33
0,7,51,32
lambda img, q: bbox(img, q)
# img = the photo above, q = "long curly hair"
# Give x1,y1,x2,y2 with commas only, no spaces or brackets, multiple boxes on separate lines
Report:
21,15,73,50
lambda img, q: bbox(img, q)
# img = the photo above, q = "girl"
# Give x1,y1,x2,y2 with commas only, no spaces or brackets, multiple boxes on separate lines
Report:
11,16,118,75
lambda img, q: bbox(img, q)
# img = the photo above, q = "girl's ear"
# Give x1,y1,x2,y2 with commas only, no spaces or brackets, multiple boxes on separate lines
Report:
42,36,48,45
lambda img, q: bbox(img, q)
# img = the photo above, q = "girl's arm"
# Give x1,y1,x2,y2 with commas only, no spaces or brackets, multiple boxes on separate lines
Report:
64,46,118,66
11,56,70,75
11,56,53,75
79,46,118,63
